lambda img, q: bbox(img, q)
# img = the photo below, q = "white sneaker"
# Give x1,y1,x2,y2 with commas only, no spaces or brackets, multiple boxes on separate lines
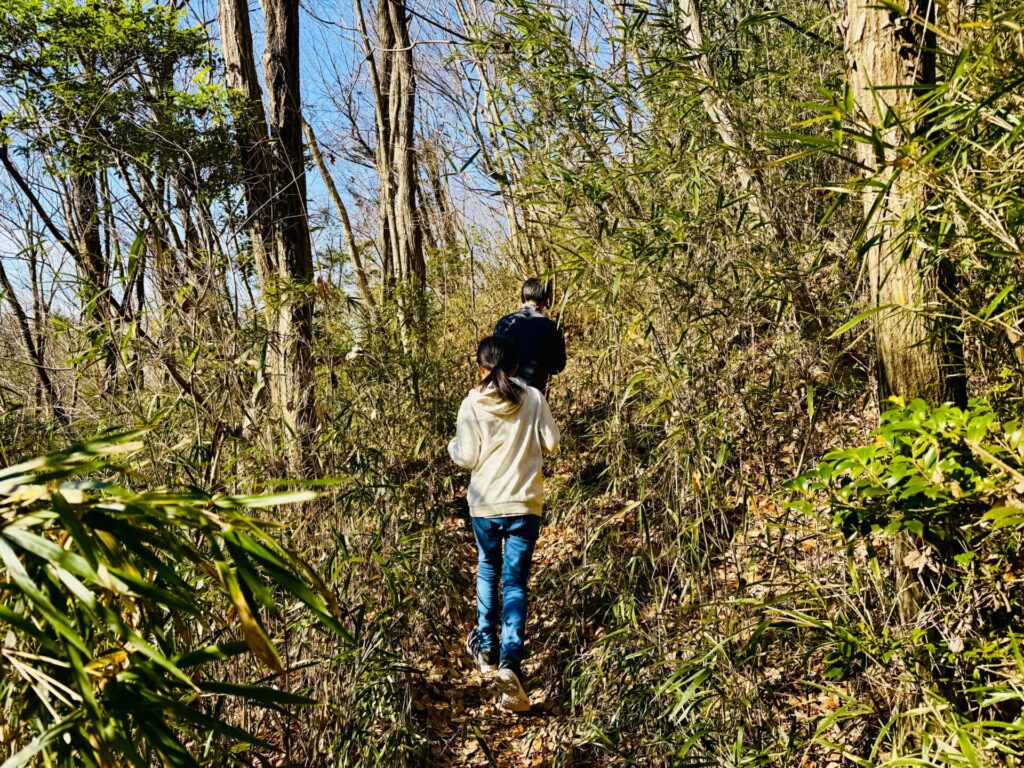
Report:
495,663,530,713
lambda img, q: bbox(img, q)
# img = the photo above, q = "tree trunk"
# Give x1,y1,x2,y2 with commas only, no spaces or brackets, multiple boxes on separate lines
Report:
219,0,275,288
845,0,967,632
355,0,396,290
261,0,317,473
28,232,45,410
0,256,67,427
423,139,458,257
357,0,424,313
302,118,378,317
69,168,118,388
219,0,316,474
385,0,424,292
453,0,531,270
676,0,779,238
845,0,965,406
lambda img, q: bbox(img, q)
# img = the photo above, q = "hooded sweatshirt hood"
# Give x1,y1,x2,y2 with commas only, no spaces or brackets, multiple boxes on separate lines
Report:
470,380,526,417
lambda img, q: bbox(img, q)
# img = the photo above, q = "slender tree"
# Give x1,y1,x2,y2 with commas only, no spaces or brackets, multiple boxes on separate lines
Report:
355,0,425,311
451,0,530,268
0,254,67,426
675,0,780,238
303,117,378,318
68,162,118,388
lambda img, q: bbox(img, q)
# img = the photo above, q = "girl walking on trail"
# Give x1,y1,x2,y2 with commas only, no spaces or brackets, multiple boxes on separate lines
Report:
448,335,560,713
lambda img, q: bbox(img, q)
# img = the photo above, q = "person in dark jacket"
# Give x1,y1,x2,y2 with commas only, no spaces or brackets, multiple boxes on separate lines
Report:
494,279,567,394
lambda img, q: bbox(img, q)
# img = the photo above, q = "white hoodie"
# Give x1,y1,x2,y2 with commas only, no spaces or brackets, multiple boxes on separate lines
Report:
448,381,560,517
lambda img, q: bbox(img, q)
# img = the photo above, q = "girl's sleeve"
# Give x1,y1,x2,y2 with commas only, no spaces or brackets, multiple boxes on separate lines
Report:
539,393,560,456
448,399,482,469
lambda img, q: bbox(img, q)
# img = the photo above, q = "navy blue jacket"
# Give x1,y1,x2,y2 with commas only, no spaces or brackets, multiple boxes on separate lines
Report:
494,304,567,393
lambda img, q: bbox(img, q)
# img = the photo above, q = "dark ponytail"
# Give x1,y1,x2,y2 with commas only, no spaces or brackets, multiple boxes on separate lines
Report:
477,336,524,405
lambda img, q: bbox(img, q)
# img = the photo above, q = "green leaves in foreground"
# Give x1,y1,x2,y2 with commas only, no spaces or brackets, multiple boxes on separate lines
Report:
0,431,347,767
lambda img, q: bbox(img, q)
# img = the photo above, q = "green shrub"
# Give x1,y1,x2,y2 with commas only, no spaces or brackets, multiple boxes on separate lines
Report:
789,398,1024,763
790,397,1024,551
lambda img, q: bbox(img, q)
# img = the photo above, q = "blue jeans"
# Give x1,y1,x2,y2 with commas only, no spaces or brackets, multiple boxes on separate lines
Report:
471,515,541,663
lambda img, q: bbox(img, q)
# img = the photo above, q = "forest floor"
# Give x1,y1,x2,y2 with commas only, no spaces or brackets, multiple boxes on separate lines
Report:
410,444,607,767
412,521,572,767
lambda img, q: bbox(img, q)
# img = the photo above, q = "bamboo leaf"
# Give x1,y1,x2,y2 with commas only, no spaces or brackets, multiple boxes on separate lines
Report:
217,561,284,674
829,305,892,339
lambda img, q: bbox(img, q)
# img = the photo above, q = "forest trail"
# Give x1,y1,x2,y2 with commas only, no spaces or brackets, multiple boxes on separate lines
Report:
2,1,1021,765
411,446,608,767
412,517,567,767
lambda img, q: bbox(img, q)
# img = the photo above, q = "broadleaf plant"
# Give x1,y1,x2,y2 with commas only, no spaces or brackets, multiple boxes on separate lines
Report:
790,397,1024,550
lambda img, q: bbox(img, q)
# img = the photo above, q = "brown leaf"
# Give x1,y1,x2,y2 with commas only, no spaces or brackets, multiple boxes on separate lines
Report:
903,549,932,572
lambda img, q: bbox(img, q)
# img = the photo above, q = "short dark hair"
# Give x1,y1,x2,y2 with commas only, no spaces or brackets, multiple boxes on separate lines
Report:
521,278,551,305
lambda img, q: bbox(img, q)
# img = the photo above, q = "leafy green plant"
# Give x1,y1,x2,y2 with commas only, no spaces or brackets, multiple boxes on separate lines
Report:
790,397,1024,550
789,398,1024,763
0,431,348,767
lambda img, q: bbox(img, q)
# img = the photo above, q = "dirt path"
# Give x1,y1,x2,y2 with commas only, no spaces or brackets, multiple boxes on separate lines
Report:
414,506,588,767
